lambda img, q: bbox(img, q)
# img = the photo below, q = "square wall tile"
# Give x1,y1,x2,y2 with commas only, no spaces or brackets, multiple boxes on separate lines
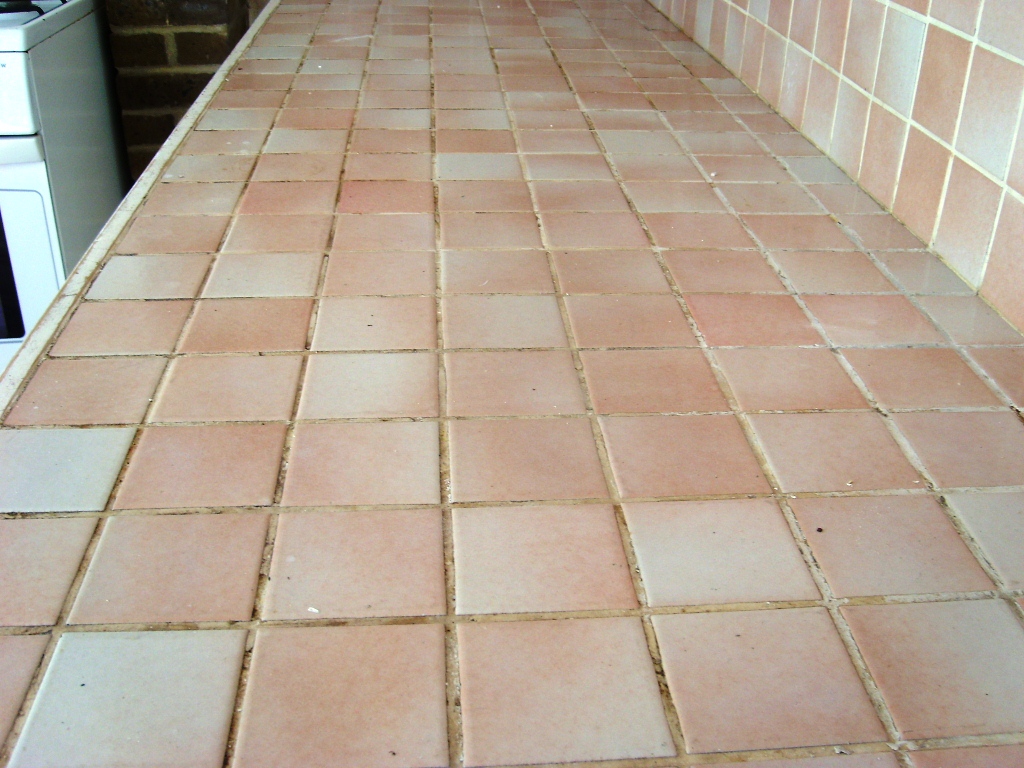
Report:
282,422,440,506
453,505,637,614
749,412,922,492
313,296,436,351
233,625,448,768
179,298,313,353
792,495,993,597
0,635,48,745
9,630,245,768
858,103,908,208
894,411,1024,488
714,347,867,411
843,601,1024,739
913,26,972,143
581,349,728,414
654,608,885,753
934,160,1003,285
893,129,950,244
265,509,445,619
874,7,926,116
449,418,607,502
153,355,303,422
6,357,166,426
49,301,192,357
956,47,1024,179
114,424,286,509
600,414,769,497
298,352,438,418
458,618,674,766
625,499,818,606
445,350,585,416
947,492,1024,589
979,194,1024,334
70,514,267,624
0,428,134,513
0,518,96,626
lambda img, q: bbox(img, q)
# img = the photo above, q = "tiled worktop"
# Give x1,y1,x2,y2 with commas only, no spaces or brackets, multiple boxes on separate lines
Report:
1,0,1024,765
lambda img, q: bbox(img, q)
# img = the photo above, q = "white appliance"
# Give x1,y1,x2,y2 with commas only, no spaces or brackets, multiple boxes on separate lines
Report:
0,0,126,372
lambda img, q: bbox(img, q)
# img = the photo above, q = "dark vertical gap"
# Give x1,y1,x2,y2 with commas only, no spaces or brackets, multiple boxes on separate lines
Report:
0,211,26,339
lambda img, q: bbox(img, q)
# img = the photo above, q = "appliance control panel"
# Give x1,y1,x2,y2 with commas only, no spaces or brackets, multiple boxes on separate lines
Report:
0,53,37,135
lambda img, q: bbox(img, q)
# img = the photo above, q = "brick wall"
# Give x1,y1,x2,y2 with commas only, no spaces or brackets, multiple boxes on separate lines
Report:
105,0,265,176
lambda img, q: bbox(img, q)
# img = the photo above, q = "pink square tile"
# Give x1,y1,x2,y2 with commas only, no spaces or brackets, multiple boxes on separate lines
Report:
955,47,1024,179
440,251,554,293
239,181,339,214
453,505,638,614
565,295,696,347
252,152,344,182
233,625,447,768
793,495,994,597
281,422,440,506
625,499,819,605
918,295,1024,346
445,350,585,416
625,181,725,213
742,214,857,250
894,411,1024,488
324,251,436,295
153,355,302,422
116,215,229,254
714,347,867,410
162,154,255,182
843,601,1024,739
843,348,1002,408
114,424,287,509
749,412,922,492
0,518,96,626
933,160,1002,283
532,181,631,212
333,213,435,251
552,250,669,293
337,180,434,213
458,618,674,766
140,184,243,216
803,295,944,346
665,250,786,293
86,254,211,301
654,608,886,752
49,301,192,357
717,183,820,214
298,352,437,418
442,295,567,348
0,635,48,744
645,213,757,248
859,103,908,208
892,127,951,240
179,298,313,353
313,296,436,351
773,251,895,294
911,745,1024,768
686,294,823,346
440,212,542,249
967,347,1024,407
438,181,533,211
70,514,267,624
600,414,770,497
842,213,926,251
523,153,614,180
980,195,1024,333
540,212,650,248
448,418,607,502
610,154,702,181
581,349,728,413
6,357,166,426
223,214,334,253
265,509,445,619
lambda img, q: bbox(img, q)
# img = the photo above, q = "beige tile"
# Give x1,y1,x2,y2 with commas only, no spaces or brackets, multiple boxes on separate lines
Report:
50,301,192,357
441,251,554,293
0,635,48,745
298,352,438,418
324,251,436,295
458,618,674,766
626,499,819,606
453,505,637,614
265,510,445,619
179,298,313,353
443,295,567,348
203,253,322,298
87,255,212,300
313,296,436,350
581,348,728,413
947,492,1024,589
566,295,697,348
445,350,584,416
843,348,1001,408
70,514,267,624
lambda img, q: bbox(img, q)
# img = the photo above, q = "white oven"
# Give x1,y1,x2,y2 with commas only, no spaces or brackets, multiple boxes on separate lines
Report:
0,0,126,373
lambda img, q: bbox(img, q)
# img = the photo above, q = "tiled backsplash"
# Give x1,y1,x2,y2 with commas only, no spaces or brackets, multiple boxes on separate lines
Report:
650,0,1024,332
